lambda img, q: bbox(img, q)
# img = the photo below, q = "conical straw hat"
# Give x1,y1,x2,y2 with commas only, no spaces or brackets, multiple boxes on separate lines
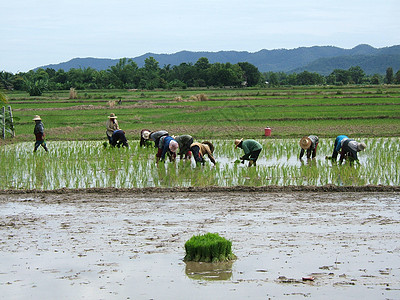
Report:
299,136,312,150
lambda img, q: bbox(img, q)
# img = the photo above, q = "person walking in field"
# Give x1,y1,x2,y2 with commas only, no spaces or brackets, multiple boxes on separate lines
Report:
33,115,48,152
190,141,216,166
174,134,194,160
110,129,129,148
106,113,119,144
339,139,366,165
157,135,179,162
234,139,262,167
299,135,319,159
326,135,349,161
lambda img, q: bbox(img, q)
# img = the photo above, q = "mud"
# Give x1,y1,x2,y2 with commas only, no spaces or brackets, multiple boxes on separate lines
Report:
0,190,399,299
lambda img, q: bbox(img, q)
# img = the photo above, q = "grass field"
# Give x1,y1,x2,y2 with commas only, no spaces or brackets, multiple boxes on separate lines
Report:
2,85,400,143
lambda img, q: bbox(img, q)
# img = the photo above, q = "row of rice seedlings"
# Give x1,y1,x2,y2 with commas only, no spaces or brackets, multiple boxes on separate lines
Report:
0,138,398,189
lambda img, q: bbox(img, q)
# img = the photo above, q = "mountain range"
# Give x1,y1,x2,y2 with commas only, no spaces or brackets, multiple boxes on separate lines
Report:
37,44,400,75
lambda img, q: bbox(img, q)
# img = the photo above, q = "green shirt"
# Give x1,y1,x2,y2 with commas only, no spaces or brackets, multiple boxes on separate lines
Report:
241,139,262,159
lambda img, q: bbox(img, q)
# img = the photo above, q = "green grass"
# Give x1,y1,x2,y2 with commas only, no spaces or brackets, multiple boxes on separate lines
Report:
3,85,400,142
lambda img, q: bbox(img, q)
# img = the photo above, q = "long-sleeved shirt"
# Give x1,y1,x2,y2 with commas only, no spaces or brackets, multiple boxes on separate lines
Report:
150,130,168,148
175,135,193,154
332,135,349,160
190,142,216,164
34,121,45,141
106,119,119,137
339,139,360,163
240,139,262,160
299,135,319,159
159,135,176,160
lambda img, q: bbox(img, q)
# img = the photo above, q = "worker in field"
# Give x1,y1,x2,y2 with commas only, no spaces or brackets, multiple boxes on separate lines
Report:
234,138,262,167
33,115,48,152
190,141,216,166
149,130,169,148
174,134,193,160
110,129,129,148
326,135,349,161
140,129,152,147
106,113,119,144
157,135,179,162
299,135,319,159
339,139,366,165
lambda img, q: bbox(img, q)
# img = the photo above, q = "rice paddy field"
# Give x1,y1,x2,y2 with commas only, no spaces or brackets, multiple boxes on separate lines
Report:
1,138,399,190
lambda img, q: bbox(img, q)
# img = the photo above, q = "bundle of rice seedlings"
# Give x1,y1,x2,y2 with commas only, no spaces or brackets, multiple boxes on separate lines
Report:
69,88,77,99
196,93,208,101
184,233,236,263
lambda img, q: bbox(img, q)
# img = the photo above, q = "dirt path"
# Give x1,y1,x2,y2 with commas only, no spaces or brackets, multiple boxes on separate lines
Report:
0,191,399,299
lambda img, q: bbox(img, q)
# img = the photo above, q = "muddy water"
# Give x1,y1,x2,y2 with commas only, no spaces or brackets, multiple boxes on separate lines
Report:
0,191,399,299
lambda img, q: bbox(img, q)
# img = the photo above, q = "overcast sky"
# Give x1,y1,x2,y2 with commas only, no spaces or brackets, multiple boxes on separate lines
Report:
1,0,399,73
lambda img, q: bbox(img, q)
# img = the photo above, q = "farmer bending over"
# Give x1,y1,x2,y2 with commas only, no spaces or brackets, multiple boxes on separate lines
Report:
140,129,152,147
299,135,319,159
33,115,48,152
111,130,129,148
174,134,193,160
235,139,262,167
106,113,119,144
157,135,179,162
150,130,169,148
326,135,348,161
339,139,366,165
190,141,216,166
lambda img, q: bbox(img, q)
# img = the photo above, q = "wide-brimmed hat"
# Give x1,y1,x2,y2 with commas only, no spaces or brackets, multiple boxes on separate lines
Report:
142,130,150,140
357,142,366,151
169,140,179,152
108,113,117,119
299,136,312,150
32,115,41,121
234,138,243,148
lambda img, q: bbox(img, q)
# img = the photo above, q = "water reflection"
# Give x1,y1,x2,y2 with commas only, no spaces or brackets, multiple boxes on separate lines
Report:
185,261,233,281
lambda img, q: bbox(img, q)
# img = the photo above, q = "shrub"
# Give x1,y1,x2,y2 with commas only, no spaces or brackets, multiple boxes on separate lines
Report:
184,233,236,263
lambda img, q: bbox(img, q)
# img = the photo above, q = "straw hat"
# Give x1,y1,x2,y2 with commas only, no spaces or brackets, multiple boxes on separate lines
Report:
169,140,179,152
234,138,243,148
357,142,366,151
142,130,150,140
32,115,41,121
108,113,117,119
299,136,312,150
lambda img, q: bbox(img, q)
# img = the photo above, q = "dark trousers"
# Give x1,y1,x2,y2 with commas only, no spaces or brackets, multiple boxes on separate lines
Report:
191,145,204,164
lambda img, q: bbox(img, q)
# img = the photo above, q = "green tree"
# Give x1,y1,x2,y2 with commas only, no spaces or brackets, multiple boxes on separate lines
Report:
394,70,400,84
237,62,261,87
385,67,394,84
348,66,365,84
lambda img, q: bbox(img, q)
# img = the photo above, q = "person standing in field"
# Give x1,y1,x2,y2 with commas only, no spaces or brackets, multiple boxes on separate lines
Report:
106,113,119,144
299,135,319,159
157,135,179,162
339,139,366,165
174,134,194,160
33,115,48,152
234,138,262,167
190,141,216,166
326,135,349,161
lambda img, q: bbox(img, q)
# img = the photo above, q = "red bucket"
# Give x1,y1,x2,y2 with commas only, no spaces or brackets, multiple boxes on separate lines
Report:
264,127,271,136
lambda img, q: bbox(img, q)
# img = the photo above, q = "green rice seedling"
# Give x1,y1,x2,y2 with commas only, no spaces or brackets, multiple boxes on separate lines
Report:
184,233,236,263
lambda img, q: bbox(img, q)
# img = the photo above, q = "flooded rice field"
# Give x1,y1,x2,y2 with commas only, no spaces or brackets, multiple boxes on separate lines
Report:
1,138,399,189
0,190,399,299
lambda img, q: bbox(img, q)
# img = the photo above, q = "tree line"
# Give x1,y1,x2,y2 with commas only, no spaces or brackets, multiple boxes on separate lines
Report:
1,57,399,96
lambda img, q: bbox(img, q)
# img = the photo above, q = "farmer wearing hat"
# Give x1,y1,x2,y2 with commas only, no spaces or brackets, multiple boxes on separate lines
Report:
33,115,48,152
110,129,129,148
140,129,152,147
299,135,319,159
157,135,179,162
326,135,349,161
339,139,366,165
106,113,119,144
174,134,193,160
190,141,216,166
235,139,262,167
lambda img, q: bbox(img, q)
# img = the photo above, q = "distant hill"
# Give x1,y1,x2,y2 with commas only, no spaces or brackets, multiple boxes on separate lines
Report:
36,44,400,75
